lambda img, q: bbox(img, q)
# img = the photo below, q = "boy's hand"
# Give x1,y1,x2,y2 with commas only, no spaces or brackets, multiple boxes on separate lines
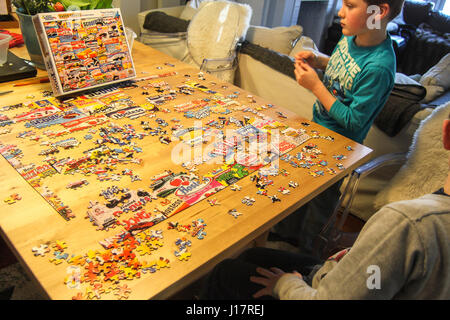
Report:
295,50,318,69
294,60,321,93
250,267,302,298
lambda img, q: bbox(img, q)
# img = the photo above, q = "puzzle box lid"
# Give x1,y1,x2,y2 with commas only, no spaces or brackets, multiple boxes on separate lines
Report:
33,8,136,97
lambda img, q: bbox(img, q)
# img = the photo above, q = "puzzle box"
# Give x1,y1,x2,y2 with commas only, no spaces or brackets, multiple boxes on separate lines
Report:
33,8,136,97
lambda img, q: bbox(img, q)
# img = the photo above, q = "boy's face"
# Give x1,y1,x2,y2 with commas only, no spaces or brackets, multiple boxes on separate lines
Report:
338,0,371,36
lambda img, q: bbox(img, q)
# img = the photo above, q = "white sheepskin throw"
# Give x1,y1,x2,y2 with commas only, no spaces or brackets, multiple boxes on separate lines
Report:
374,102,450,209
183,0,252,82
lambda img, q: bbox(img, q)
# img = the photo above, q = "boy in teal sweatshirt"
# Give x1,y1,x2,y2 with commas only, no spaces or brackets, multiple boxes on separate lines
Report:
272,0,403,253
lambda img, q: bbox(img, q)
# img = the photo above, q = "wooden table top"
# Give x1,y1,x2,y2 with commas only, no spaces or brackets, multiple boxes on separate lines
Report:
0,37,372,300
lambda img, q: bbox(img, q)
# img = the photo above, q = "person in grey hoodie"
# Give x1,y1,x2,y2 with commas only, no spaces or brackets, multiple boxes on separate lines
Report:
201,113,450,300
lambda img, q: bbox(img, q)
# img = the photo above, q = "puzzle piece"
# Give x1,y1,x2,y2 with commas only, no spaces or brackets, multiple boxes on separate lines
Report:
149,230,163,239
155,257,170,269
4,193,22,205
147,238,164,250
278,187,290,195
196,230,207,240
207,198,220,206
114,284,132,300
269,195,281,203
72,292,84,300
228,209,242,219
67,254,86,266
53,240,68,252
32,244,50,257
49,251,69,265
191,219,207,239
288,181,299,188
136,244,153,256
176,251,191,261
242,196,255,206
230,184,241,191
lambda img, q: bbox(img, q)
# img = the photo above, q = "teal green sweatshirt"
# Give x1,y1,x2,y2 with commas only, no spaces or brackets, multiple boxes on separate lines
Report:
273,193,450,299
313,35,396,143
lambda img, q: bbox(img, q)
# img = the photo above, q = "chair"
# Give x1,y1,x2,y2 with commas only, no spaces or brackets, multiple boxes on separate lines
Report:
184,1,252,83
314,102,450,260
137,1,252,83
137,6,190,61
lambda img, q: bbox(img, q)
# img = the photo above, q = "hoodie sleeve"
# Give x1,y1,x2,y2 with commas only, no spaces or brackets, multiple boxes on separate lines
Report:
273,207,425,299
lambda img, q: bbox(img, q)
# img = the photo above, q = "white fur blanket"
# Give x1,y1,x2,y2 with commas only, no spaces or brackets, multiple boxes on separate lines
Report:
374,102,450,209
183,0,252,82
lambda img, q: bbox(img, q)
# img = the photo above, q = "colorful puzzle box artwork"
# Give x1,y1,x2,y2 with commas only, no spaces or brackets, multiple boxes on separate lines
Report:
33,9,136,97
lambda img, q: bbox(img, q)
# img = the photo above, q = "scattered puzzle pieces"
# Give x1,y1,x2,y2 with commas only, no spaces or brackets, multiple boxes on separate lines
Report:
228,209,242,219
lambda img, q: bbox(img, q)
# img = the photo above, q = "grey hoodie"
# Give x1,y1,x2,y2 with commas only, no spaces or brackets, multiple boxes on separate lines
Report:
274,193,450,299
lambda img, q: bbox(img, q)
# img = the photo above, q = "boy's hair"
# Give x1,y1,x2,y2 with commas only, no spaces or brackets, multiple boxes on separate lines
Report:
364,0,405,21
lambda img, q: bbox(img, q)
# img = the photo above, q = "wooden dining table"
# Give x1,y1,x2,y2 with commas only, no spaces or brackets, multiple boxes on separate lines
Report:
0,30,372,300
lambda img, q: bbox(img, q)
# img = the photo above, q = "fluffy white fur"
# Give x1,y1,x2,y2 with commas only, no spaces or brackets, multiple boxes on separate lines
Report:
183,0,252,82
374,102,450,209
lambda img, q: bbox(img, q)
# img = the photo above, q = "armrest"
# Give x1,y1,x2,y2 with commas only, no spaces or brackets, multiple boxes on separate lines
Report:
318,152,407,239
353,152,407,179
138,6,185,35
200,55,237,72
140,32,187,46
199,54,239,83
314,152,407,258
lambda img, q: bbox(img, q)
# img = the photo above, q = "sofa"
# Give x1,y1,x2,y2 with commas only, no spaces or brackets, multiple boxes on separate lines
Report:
325,0,450,76
137,3,448,221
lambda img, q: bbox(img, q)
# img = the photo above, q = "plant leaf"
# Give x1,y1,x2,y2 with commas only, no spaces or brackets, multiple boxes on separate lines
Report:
96,0,113,9
61,0,91,9
89,0,100,9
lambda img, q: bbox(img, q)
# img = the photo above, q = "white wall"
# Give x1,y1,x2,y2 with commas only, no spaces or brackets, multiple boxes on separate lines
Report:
140,0,159,11
235,0,269,26
113,0,141,34
236,0,301,27
140,0,183,10
114,0,184,34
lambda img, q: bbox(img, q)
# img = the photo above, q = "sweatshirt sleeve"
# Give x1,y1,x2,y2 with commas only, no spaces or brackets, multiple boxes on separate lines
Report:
273,207,425,299
328,66,393,134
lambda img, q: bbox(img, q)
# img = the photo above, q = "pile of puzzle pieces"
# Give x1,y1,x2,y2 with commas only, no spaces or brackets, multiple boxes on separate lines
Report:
31,217,208,299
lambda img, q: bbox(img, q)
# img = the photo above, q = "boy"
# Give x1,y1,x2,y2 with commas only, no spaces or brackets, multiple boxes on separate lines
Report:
200,111,450,300
271,0,405,254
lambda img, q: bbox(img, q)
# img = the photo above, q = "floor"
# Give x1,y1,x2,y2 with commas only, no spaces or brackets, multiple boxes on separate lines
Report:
0,213,365,300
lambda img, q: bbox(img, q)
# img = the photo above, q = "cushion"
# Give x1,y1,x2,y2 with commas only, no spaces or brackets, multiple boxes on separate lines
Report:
289,35,318,58
395,72,421,85
402,0,433,27
374,102,450,209
422,85,445,103
143,11,190,33
420,53,450,90
374,83,426,137
245,25,303,55
427,10,450,35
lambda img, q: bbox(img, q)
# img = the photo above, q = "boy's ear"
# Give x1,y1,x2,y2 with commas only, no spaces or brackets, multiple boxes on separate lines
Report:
443,119,450,150
376,3,390,20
